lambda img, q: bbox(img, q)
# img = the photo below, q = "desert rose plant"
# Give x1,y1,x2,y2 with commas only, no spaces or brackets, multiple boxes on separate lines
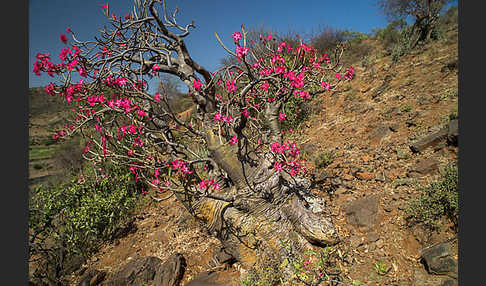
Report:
33,0,354,270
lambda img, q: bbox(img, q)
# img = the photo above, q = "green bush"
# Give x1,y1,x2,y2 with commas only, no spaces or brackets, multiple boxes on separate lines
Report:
314,151,335,169
29,162,145,284
405,162,458,231
281,95,313,130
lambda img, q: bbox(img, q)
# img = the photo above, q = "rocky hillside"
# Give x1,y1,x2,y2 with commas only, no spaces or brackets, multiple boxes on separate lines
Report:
30,19,458,286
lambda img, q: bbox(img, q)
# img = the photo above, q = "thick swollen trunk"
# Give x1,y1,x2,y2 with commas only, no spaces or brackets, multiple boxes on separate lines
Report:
180,132,340,268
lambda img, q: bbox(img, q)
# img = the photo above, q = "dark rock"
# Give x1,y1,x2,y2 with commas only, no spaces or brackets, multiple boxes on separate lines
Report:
154,253,186,286
369,124,390,145
447,119,458,146
77,269,106,286
366,232,380,243
388,123,399,132
185,270,237,286
417,94,432,105
61,255,86,276
441,279,457,286
212,248,235,265
372,75,392,99
413,267,444,286
344,195,379,231
106,256,163,286
408,158,439,177
441,58,458,72
421,241,458,278
312,170,329,184
301,143,318,156
410,127,448,153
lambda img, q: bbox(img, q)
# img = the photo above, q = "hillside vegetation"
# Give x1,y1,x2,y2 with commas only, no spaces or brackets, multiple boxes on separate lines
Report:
28,5,458,286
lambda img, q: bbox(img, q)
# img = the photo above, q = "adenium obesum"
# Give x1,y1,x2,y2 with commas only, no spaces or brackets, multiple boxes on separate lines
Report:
32,1,353,196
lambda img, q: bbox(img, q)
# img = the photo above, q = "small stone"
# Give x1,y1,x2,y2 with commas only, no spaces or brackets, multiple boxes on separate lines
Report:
376,239,385,249
355,171,374,180
362,155,373,162
366,232,380,243
350,235,364,248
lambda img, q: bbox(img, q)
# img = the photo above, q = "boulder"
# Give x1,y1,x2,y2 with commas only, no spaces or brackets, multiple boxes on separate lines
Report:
447,119,458,146
408,157,439,177
410,127,448,153
77,269,106,286
154,253,186,286
105,256,163,286
344,195,379,231
421,240,458,279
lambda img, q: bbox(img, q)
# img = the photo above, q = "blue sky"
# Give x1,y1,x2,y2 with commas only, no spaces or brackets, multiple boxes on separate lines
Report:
29,0,391,93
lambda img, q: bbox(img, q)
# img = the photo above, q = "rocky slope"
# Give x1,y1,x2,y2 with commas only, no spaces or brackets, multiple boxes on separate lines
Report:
30,23,458,286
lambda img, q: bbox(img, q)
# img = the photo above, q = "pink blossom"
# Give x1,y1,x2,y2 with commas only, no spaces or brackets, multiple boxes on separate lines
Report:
214,112,223,122
222,115,233,123
199,179,207,190
229,136,238,145
235,45,249,58
60,34,68,44
241,109,249,118
152,64,159,75
154,92,161,102
278,113,286,121
193,79,203,91
231,32,242,42
137,109,146,118
335,73,341,79
274,161,283,172
321,81,330,90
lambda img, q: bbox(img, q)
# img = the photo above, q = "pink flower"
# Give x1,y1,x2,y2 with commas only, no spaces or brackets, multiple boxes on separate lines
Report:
137,109,146,118
226,80,236,93
335,73,341,79
231,32,242,42
60,34,68,44
304,260,310,266
199,179,207,190
241,109,249,118
66,27,72,33
193,79,203,91
152,64,159,75
214,112,222,122
235,45,249,58
274,161,283,172
229,136,238,145
278,113,286,121
321,81,330,90
222,115,233,123
154,92,161,102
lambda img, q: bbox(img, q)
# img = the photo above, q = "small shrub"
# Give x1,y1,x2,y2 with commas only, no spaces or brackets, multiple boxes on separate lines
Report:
373,260,389,276
314,151,335,169
33,164,43,170
29,162,145,284
400,104,413,113
405,162,458,231
240,248,283,286
281,95,313,130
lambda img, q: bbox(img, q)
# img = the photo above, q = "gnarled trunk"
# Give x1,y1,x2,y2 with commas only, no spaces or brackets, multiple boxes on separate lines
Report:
178,132,340,269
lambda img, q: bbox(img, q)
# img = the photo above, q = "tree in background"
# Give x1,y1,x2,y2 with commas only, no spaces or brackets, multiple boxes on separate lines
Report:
32,0,355,272
378,0,453,48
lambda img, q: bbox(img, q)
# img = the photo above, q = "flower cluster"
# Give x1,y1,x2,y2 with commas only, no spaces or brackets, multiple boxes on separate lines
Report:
270,141,304,176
